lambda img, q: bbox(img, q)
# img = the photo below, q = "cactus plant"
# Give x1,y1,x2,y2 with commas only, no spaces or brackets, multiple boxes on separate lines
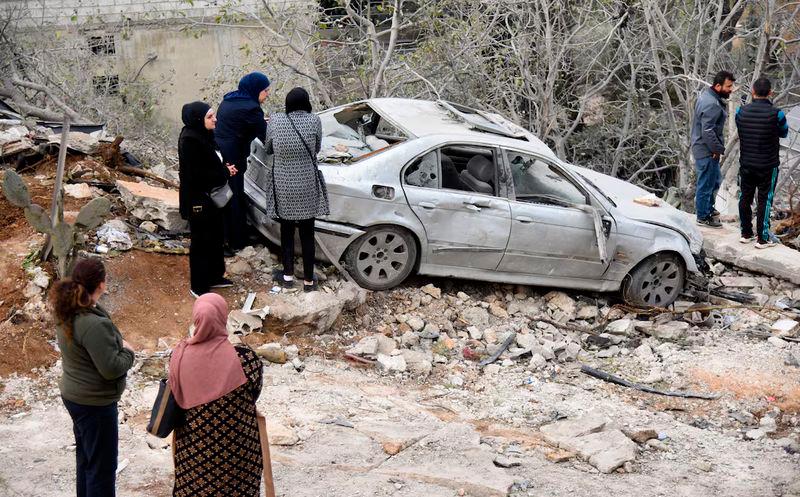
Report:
2,169,111,277
2,169,31,208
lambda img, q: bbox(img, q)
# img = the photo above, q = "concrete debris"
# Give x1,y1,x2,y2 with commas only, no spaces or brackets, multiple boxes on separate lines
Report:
767,336,789,348
376,353,407,373
256,344,288,364
116,179,187,231
47,131,100,154
267,420,300,446
139,221,158,233
63,183,96,199
545,291,577,318
96,220,133,251
420,283,441,299
459,306,490,327
261,282,367,334
540,414,608,446
605,319,635,336
406,316,425,331
561,429,638,474
227,259,252,276
227,309,264,334
771,319,799,335
400,350,433,375
638,321,690,341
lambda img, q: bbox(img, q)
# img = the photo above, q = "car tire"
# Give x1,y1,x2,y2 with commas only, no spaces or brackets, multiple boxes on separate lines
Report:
621,252,686,308
344,225,418,291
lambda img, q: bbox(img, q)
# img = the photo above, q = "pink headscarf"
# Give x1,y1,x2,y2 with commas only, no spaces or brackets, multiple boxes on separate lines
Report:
168,293,247,409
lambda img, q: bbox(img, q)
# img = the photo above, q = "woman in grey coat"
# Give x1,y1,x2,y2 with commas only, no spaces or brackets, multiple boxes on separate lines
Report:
265,87,329,291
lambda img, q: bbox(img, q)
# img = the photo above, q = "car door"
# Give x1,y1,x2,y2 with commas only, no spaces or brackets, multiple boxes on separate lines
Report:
401,145,511,270
497,148,610,279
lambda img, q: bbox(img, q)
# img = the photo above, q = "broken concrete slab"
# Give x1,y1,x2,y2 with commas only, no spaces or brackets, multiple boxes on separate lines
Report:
116,179,187,231
63,183,96,199
560,429,638,474
539,414,608,446
376,423,515,497
258,282,367,335
771,319,799,335
227,309,264,334
699,223,800,285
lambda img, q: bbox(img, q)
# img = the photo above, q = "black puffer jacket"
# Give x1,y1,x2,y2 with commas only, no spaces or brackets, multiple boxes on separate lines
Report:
735,99,790,171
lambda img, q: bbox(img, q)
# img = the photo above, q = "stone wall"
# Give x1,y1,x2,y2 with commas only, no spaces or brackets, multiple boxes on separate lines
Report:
4,0,280,27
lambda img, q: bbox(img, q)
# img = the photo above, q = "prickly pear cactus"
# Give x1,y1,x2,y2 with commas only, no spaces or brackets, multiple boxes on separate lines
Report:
51,222,76,277
75,197,112,230
2,170,31,208
24,204,53,234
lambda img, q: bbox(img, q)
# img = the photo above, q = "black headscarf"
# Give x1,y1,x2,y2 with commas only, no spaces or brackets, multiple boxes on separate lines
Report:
285,87,312,113
181,101,214,143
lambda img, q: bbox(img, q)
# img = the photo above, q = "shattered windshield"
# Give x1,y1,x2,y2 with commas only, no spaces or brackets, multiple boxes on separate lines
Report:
318,103,407,163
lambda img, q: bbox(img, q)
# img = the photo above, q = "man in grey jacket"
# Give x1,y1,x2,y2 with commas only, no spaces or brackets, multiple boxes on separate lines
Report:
691,70,735,228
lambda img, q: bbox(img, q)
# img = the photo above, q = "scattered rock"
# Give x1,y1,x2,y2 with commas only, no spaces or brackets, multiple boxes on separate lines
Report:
420,284,441,299
63,183,95,199
256,344,288,364
261,282,367,334
529,353,547,370
560,429,638,474
227,310,264,334
744,428,766,441
544,448,575,463
467,326,483,340
576,305,599,320
693,461,713,472
623,429,658,444
139,220,158,233
545,291,576,318
605,319,634,336
400,350,433,375
767,336,789,349
420,323,441,339
228,259,252,275
492,455,520,468
488,302,509,319
268,421,300,446
377,353,407,373
640,321,690,341
460,307,490,327
406,316,425,331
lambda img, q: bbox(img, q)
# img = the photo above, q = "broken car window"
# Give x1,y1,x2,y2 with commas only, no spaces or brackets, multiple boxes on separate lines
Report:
404,151,439,188
506,150,585,205
441,146,496,195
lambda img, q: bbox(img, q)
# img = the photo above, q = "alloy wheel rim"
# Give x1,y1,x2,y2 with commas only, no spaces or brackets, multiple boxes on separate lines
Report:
638,261,681,306
355,231,410,285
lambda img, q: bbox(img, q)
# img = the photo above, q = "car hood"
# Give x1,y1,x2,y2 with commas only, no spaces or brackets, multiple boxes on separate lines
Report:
571,166,704,253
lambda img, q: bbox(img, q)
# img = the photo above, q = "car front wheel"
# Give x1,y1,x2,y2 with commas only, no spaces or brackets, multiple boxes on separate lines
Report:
621,252,686,308
344,225,418,291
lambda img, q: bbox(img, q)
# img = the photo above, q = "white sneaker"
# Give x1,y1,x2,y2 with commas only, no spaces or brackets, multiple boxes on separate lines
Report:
190,289,201,298
739,235,754,244
754,240,776,249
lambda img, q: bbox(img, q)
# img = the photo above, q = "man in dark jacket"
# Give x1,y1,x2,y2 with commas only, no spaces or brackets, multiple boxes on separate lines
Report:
691,70,735,228
735,77,790,248
215,72,270,254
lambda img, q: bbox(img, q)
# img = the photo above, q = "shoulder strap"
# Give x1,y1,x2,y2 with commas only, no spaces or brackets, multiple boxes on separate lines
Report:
286,114,317,165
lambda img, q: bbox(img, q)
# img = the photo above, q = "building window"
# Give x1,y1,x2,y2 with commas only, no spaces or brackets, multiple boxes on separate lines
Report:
93,75,120,95
87,35,116,55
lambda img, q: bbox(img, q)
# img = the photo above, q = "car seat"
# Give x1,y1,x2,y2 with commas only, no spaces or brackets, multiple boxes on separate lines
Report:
459,155,494,194
441,154,466,190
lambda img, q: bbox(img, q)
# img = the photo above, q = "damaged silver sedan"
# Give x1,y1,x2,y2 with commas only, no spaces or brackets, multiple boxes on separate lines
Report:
244,99,703,307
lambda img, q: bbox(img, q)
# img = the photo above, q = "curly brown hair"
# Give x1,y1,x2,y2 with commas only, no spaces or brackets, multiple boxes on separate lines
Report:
50,258,106,341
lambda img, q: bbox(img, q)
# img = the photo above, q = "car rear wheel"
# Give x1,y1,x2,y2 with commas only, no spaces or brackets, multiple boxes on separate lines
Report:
344,226,417,291
621,252,685,308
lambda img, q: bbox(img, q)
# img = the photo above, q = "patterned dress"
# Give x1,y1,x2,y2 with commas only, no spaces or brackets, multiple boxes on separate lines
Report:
264,111,330,220
173,346,263,497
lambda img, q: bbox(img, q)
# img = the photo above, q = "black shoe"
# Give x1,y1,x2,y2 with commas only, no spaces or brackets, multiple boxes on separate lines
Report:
190,288,206,298
272,268,296,288
710,209,720,218
223,247,236,258
696,217,722,228
303,276,318,293
210,277,234,288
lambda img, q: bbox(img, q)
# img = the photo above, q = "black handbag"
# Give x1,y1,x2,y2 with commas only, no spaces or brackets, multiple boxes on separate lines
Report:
146,379,185,438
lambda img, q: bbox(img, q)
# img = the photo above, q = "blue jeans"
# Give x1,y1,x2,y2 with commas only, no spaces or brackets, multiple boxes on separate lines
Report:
62,398,118,497
695,156,721,220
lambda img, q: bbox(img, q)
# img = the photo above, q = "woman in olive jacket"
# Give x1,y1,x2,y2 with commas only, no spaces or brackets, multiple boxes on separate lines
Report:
178,101,238,297
52,258,134,497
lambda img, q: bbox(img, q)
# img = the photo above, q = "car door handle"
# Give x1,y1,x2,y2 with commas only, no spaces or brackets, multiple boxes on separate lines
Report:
515,216,533,223
463,203,481,212
468,198,492,208
418,201,436,209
